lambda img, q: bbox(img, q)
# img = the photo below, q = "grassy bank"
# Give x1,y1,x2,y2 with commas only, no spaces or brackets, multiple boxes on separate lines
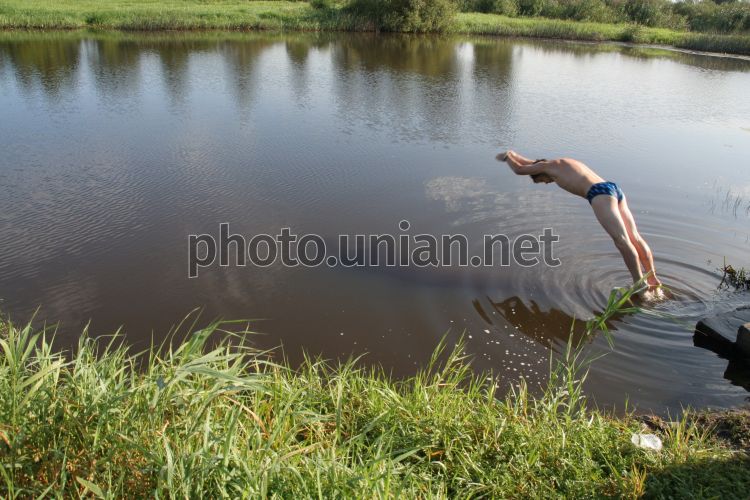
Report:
0,0,327,31
1,292,749,497
1,0,749,55
456,12,750,54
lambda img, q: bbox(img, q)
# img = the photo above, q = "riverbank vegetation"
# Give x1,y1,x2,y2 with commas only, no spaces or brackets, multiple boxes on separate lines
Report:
461,0,750,34
1,287,749,497
1,0,750,55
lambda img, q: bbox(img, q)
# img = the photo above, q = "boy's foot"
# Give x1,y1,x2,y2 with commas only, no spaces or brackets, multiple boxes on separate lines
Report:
637,289,664,303
646,272,661,288
647,280,663,293
638,286,667,302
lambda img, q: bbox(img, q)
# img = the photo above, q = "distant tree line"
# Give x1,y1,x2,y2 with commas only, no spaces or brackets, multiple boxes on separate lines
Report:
464,0,750,32
314,0,750,34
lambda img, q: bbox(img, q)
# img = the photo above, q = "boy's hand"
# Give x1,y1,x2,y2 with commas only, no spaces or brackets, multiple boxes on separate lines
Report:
496,150,511,162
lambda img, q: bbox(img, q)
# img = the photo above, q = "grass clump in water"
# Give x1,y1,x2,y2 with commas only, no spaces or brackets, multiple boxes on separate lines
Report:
1,285,749,497
718,260,750,291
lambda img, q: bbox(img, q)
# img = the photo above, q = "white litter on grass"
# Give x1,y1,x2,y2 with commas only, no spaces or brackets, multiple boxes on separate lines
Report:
631,433,662,451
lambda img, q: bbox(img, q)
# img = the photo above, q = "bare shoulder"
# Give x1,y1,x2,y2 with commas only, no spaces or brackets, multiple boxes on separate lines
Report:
556,158,596,175
558,158,587,168
541,158,574,173
556,157,605,184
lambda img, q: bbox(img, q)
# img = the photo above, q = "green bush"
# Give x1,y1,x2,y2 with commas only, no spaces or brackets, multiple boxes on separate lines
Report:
517,0,547,16
621,0,682,27
472,0,519,15
545,0,620,23
675,0,750,34
310,0,335,9
347,0,459,32
458,0,481,12
715,2,750,32
516,0,620,24
495,0,520,16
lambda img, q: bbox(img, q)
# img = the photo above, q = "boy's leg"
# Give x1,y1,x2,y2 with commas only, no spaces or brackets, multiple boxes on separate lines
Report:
618,197,660,287
590,195,644,284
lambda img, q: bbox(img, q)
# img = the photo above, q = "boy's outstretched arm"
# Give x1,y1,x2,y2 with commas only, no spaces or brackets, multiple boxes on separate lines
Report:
497,150,548,176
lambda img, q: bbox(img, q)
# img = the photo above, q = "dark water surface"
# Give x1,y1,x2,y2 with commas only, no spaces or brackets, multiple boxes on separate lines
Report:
2,31,750,414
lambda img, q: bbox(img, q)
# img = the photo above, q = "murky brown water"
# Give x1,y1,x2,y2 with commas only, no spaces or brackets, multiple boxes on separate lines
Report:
2,31,750,414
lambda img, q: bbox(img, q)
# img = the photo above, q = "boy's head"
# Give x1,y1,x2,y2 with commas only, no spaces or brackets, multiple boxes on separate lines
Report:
531,173,553,184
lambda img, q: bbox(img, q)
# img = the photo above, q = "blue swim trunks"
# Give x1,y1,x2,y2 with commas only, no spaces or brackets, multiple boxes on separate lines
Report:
586,181,624,204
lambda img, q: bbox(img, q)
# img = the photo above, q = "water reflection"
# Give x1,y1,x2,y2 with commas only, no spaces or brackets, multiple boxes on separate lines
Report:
85,39,142,97
476,296,592,349
707,181,750,219
2,32,748,119
220,38,276,111
693,330,750,392
153,41,194,108
0,35,81,101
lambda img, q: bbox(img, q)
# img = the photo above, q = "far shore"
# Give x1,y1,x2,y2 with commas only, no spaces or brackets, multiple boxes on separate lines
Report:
1,0,749,56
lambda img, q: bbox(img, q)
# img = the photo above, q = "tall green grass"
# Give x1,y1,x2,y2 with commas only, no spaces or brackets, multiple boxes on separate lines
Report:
0,1,329,31
1,284,748,496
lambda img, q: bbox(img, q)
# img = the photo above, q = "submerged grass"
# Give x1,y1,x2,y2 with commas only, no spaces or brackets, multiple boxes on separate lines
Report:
1,0,749,55
1,285,749,496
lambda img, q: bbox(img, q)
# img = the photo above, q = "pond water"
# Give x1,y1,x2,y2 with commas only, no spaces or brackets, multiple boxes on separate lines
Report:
1,31,750,414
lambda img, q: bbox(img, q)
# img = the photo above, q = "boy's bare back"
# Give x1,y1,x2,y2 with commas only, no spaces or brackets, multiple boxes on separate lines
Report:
502,152,605,197
539,159,605,197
